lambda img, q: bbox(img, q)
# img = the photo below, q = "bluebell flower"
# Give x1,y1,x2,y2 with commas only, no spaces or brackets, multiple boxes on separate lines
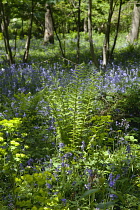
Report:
67,170,72,175
53,191,59,195
58,142,65,149
115,108,120,113
109,193,118,199
86,168,93,177
27,158,34,166
61,162,65,167
63,152,73,159
115,174,120,180
49,159,53,168
126,144,131,153
81,141,86,151
19,163,24,170
72,181,76,186
108,173,120,188
133,127,138,131
84,183,91,190
61,198,67,206
46,183,52,189
109,177,115,188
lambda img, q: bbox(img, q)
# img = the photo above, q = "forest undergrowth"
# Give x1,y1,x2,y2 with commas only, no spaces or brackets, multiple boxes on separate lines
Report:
0,33,140,210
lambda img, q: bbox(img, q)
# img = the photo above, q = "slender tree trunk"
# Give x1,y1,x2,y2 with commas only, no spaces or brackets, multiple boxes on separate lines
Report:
102,0,114,68
20,18,24,39
13,29,17,58
50,5,65,57
88,0,98,67
44,4,54,44
110,0,122,59
62,22,66,57
84,17,88,33
23,0,34,63
77,0,81,63
128,3,140,43
0,2,14,65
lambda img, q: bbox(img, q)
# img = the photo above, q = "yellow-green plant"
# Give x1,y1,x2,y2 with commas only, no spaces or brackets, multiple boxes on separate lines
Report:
0,118,28,207
0,118,69,209
87,115,113,149
14,171,64,209
0,33,3,40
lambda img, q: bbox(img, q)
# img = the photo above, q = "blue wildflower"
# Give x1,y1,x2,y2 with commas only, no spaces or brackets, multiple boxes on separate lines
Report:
27,158,34,166
109,193,118,199
46,183,52,189
126,144,131,153
58,142,65,149
84,183,91,190
81,141,86,151
108,173,120,188
61,198,67,206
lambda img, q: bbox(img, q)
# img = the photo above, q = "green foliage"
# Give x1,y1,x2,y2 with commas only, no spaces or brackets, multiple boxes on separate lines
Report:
0,118,27,207
1,32,140,209
111,84,140,142
0,118,68,209
0,33,3,40
87,115,113,148
41,67,103,146
14,171,62,209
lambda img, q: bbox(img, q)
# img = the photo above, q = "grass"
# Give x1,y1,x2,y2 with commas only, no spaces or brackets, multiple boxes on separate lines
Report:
0,32,140,210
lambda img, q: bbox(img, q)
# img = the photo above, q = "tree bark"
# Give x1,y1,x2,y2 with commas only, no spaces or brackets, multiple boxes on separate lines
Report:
44,4,54,44
110,0,122,59
50,7,65,58
84,17,88,33
77,0,81,63
23,0,34,63
128,3,140,43
102,0,114,68
88,0,98,67
0,2,14,65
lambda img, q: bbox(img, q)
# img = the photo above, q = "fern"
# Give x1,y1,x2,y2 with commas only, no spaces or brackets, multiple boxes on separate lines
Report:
41,66,102,147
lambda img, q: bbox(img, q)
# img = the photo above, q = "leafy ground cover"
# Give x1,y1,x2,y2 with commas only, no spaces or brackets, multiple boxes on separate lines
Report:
0,33,140,209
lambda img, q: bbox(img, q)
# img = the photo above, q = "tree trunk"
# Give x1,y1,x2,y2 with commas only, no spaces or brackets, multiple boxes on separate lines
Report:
77,0,81,63
102,0,114,68
110,0,122,59
50,8,65,58
20,18,24,39
128,3,140,43
23,0,34,63
84,17,88,33
0,2,14,65
88,0,98,67
44,4,54,44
